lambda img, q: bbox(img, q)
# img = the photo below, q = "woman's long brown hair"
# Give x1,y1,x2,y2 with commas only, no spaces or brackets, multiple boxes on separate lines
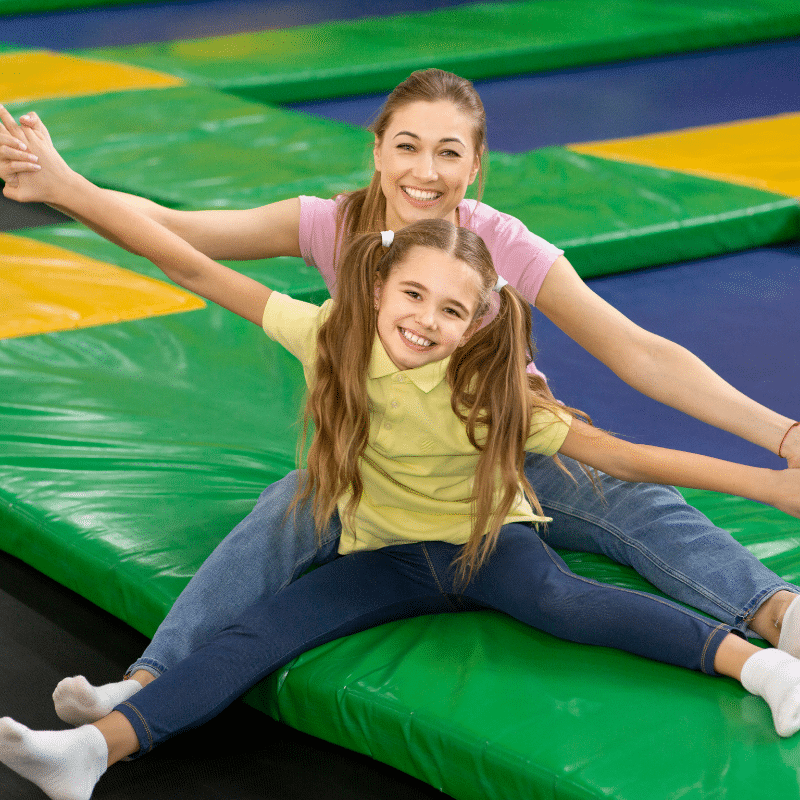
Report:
294,219,588,585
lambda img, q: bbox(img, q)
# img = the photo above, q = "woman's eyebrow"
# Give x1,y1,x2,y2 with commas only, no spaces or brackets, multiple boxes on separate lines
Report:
392,131,466,147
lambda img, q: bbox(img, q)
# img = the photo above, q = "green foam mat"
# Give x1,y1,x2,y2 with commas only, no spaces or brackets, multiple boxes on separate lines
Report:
247,491,800,800
0,0,151,15
75,0,800,103
0,224,325,635
7,88,799,279
3,228,800,799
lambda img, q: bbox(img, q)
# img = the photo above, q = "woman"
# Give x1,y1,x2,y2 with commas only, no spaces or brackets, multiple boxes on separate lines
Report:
1,71,798,717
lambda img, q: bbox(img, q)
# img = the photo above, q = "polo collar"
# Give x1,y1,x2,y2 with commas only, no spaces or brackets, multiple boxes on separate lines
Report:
368,335,450,393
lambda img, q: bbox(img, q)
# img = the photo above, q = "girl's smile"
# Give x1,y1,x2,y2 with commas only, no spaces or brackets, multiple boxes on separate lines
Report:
375,245,482,371
373,100,481,231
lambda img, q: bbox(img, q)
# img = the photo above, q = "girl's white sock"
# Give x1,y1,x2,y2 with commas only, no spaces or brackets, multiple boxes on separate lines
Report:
740,648,800,737
53,676,142,726
0,718,107,800
777,595,800,659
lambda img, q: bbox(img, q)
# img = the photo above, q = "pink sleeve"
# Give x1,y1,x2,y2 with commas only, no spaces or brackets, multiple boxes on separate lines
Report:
464,201,563,305
297,196,340,294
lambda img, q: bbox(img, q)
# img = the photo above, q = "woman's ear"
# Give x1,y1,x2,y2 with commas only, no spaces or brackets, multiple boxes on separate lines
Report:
373,135,383,173
374,279,382,311
467,147,483,186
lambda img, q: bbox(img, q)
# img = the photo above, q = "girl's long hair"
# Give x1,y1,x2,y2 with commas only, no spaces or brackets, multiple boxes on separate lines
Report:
334,69,488,254
294,218,589,586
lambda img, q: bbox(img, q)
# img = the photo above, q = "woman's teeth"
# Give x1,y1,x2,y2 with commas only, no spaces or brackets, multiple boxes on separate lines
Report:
402,328,433,347
403,187,441,202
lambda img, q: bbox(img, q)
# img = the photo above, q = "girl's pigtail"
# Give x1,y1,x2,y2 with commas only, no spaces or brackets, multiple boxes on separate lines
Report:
449,285,568,586
294,232,386,539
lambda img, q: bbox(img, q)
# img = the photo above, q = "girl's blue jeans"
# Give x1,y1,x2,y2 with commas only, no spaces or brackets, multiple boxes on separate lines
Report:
128,454,797,681
118,522,733,756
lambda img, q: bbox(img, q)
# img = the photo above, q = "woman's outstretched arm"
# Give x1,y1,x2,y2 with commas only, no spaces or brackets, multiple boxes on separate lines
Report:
558,418,800,519
536,254,799,466
12,113,271,325
0,105,302,261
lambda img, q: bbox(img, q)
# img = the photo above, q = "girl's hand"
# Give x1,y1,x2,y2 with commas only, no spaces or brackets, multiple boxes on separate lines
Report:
0,105,43,192
5,111,76,205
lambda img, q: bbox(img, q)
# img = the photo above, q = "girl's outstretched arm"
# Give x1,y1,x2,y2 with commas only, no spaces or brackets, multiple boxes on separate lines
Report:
14,115,272,325
0,105,302,262
558,419,800,519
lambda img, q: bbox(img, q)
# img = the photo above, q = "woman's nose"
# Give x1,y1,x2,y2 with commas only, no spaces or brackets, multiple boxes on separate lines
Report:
412,153,437,181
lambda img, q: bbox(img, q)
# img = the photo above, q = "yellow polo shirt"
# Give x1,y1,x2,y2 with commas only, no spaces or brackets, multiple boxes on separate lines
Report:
263,292,571,554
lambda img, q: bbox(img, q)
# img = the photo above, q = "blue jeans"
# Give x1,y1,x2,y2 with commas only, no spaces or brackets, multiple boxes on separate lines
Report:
128,455,797,678
118,525,733,756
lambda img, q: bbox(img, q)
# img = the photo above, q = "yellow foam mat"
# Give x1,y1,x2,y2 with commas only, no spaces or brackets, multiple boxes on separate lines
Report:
0,233,204,339
0,51,184,104
569,113,800,198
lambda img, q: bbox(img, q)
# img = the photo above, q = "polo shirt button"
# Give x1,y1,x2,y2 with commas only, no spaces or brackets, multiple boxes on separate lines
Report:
384,422,392,430
395,374,405,383
390,400,399,409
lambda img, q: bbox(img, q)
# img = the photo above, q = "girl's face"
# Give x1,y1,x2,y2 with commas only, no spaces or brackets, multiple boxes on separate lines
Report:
373,100,481,232
375,245,482,371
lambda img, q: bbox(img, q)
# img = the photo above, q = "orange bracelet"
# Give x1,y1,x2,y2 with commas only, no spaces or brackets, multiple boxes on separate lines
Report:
778,421,800,458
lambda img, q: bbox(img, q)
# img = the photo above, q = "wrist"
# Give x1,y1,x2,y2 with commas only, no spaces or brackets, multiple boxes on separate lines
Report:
778,421,800,460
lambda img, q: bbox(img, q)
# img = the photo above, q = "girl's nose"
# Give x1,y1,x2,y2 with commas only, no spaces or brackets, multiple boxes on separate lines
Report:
416,306,437,329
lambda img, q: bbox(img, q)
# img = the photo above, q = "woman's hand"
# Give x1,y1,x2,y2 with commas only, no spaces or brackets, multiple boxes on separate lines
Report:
3,110,76,206
0,105,45,195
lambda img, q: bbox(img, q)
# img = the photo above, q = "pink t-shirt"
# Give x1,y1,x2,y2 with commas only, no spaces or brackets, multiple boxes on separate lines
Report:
297,195,564,375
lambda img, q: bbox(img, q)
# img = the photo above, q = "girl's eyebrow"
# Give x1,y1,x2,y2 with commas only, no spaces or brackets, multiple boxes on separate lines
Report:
400,280,471,315
392,131,466,147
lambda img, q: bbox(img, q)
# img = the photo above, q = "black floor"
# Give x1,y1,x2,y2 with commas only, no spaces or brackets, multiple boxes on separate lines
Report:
0,548,453,799
0,194,69,231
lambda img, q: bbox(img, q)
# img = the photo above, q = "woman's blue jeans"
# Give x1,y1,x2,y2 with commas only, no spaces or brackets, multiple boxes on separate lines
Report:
118,523,733,756
128,454,797,679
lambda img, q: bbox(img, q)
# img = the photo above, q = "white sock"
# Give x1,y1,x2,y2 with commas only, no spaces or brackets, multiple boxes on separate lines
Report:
740,649,800,737
53,676,142,726
777,595,800,658
0,718,107,800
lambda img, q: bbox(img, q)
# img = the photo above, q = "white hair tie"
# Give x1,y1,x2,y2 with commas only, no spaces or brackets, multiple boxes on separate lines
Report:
381,230,394,247
493,276,508,293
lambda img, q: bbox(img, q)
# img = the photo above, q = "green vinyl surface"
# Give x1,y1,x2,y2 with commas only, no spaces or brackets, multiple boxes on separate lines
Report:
0,0,151,15
75,0,800,103
6,89,799,280
3,225,800,798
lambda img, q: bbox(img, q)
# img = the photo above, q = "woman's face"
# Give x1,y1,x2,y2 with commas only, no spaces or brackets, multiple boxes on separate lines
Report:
375,245,481,372
373,100,481,232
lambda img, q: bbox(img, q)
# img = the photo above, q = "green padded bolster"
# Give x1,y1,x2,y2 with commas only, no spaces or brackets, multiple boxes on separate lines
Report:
74,0,800,103
7,90,799,281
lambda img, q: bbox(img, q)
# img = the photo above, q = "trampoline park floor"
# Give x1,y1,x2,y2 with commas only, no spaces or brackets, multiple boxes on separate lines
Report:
1,1,799,799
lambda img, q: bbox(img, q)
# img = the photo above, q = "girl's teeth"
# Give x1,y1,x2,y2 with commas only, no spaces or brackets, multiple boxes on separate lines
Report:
402,329,432,346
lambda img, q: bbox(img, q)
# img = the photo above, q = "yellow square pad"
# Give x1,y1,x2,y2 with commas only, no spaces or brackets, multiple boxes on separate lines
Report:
569,113,800,199
0,233,204,339
0,51,183,105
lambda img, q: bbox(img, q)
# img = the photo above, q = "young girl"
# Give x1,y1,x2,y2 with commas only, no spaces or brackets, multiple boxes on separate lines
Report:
2,134,800,797
2,68,800,714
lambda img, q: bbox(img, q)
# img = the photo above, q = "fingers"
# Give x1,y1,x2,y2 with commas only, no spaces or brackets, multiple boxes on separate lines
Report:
0,103,21,137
